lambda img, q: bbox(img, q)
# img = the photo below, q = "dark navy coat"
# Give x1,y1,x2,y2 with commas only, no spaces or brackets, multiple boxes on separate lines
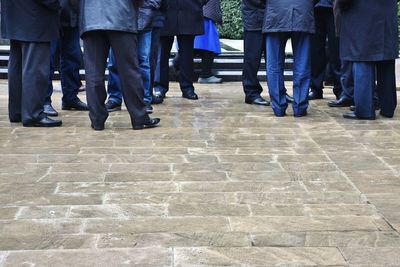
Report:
203,0,222,25
315,0,333,8
262,0,315,34
138,0,162,31
161,0,208,36
60,0,80,28
1,0,60,42
241,0,266,32
80,0,139,35
339,0,399,61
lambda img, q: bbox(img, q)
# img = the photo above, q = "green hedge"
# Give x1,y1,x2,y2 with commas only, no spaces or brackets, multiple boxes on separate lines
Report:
219,0,243,39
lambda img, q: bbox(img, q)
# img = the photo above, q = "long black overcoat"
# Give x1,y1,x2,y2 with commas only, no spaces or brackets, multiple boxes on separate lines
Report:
339,0,399,61
161,0,208,36
1,0,60,42
262,0,315,34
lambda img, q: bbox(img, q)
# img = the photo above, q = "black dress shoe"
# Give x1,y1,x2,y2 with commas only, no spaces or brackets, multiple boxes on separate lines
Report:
105,99,122,112
308,90,323,100
343,112,375,120
44,104,59,116
151,96,164,105
91,124,105,131
294,111,308,117
245,96,270,106
328,96,352,108
133,118,161,130
182,92,199,100
350,105,380,112
23,117,62,127
285,93,294,103
62,98,89,111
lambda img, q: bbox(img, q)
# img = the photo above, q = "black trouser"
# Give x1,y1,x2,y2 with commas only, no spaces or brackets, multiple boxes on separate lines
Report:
195,49,215,78
156,35,195,94
8,40,50,123
82,30,149,128
242,30,266,100
311,7,341,92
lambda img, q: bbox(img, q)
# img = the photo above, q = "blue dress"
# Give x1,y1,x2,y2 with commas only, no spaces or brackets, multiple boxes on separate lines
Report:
194,18,222,55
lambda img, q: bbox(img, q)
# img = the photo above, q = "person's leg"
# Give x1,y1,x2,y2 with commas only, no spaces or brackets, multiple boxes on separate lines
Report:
376,60,397,118
150,27,162,95
154,35,174,97
137,30,153,105
266,32,288,116
8,40,23,122
82,31,110,129
291,32,311,116
59,26,86,107
177,34,198,99
109,31,151,126
352,61,376,119
106,50,123,106
243,30,264,101
21,41,59,124
309,8,327,99
327,60,354,107
325,8,342,98
199,50,214,78
45,40,59,106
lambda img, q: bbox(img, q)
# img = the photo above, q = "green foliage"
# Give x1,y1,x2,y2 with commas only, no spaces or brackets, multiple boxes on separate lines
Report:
219,0,243,39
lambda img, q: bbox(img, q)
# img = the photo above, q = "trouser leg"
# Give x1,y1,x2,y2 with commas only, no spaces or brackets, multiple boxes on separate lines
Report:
137,30,153,104
109,31,149,125
8,40,23,121
21,41,50,123
45,41,59,105
150,27,162,95
376,60,397,118
59,26,81,104
176,35,196,93
107,50,123,104
82,31,110,127
155,35,174,92
199,50,215,78
266,32,287,115
353,61,375,118
340,60,354,99
243,31,265,100
291,33,311,115
310,8,327,93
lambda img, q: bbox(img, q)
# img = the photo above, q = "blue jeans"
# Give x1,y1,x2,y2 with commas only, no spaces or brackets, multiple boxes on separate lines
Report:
46,26,82,105
353,60,397,118
266,32,311,116
107,30,152,104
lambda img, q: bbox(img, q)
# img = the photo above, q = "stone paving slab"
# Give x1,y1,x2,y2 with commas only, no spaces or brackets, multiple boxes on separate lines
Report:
1,81,400,266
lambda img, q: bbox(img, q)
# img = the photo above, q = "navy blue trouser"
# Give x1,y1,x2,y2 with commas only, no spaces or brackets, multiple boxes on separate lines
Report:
311,7,341,92
266,32,311,116
46,26,82,105
353,60,397,118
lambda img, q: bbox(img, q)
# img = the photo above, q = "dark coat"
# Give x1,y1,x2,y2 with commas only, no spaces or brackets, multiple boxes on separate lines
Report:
161,0,208,36
339,0,398,61
152,0,168,28
262,0,315,34
1,0,60,42
242,0,265,31
60,0,80,28
315,0,333,8
138,0,162,31
203,0,222,25
80,0,139,35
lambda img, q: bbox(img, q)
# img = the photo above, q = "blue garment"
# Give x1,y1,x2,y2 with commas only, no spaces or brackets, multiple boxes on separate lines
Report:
353,60,397,118
194,18,221,55
107,30,153,104
266,32,311,116
46,26,81,105
340,61,354,100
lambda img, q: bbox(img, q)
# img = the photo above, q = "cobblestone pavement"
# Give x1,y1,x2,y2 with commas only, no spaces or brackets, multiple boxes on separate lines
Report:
1,80,400,266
